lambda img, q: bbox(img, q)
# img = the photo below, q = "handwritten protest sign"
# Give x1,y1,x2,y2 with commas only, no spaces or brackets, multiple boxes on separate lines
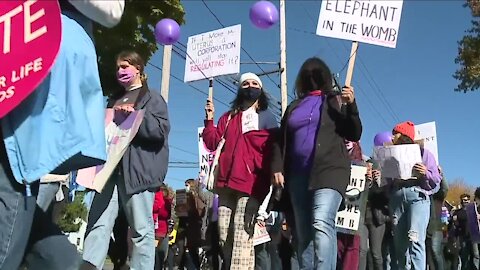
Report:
316,0,404,48
0,1,62,118
198,127,216,186
415,121,439,164
184,24,241,82
76,109,145,192
336,165,368,234
373,144,422,183
175,189,188,217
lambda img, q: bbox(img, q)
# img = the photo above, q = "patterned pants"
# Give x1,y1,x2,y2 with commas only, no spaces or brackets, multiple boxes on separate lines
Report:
217,188,259,270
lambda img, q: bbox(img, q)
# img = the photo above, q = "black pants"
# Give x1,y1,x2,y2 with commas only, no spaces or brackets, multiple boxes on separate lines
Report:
107,210,129,270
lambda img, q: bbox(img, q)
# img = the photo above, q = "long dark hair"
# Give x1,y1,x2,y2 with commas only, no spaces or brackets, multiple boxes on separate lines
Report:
348,141,364,162
230,88,269,113
295,57,333,98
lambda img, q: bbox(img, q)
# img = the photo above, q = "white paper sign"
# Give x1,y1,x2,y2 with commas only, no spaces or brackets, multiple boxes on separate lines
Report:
373,144,422,180
242,107,259,134
415,121,439,164
336,165,368,234
316,0,404,48
184,25,241,82
198,127,216,186
253,223,271,246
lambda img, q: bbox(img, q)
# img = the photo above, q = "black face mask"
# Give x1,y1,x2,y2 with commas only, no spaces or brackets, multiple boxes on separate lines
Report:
239,87,262,110
240,87,262,101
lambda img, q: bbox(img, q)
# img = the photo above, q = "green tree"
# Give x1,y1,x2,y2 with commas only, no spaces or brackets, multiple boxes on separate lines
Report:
454,0,480,92
94,0,185,95
57,192,88,233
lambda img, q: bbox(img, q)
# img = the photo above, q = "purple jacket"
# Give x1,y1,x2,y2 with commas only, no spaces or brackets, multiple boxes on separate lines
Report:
419,148,442,196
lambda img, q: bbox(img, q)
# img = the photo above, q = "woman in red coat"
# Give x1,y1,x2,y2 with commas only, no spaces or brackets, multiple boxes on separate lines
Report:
153,185,172,270
203,72,278,269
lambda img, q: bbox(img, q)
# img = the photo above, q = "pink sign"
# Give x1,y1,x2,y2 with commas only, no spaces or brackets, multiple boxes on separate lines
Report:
0,1,62,118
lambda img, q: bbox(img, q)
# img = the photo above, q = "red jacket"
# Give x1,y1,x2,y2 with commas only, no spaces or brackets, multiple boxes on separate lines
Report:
153,191,171,238
203,112,275,201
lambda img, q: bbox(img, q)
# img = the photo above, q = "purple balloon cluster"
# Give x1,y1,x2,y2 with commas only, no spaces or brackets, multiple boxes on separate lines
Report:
249,1,279,29
155,18,180,45
374,131,393,146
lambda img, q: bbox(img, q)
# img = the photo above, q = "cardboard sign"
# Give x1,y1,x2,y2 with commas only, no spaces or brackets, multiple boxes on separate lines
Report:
336,165,368,234
76,109,145,192
373,144,422,181
184,24,241,82
415,121,439,164
175,189,188,217
316,0,403,48
198,127,216,186
253,223,271,246
0,1,62,118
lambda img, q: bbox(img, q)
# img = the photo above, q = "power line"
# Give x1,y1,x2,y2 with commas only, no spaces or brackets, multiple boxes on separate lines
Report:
170,145,197,157
297,4,396,128
169,166,198,169
201,0,280,89
356,53,401,123
174,42,282,113
169,161,199,165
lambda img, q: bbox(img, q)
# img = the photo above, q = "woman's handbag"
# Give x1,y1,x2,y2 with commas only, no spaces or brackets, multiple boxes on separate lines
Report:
206,115,231,190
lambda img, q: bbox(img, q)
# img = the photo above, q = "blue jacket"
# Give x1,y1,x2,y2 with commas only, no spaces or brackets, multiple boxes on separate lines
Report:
1,14,106,184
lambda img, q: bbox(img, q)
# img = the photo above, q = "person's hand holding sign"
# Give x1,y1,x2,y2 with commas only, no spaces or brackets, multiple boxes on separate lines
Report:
114,104,134,114
413,163,427,179
205,100,215,120
341,86,355,104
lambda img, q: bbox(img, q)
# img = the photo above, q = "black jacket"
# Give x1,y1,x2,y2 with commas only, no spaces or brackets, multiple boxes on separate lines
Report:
271,94,362,197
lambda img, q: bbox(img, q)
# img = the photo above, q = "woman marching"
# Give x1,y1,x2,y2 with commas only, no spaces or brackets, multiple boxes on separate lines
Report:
271,57,362,270
202,72,278,270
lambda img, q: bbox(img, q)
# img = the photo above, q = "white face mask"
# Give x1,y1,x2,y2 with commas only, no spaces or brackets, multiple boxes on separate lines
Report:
185,185,191,193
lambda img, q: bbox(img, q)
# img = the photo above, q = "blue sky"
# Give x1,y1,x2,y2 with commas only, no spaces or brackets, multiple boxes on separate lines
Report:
145,0,478,190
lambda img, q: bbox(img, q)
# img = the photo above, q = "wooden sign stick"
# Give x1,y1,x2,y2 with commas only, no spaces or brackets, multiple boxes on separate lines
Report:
208,78,213,101
345,41,359,86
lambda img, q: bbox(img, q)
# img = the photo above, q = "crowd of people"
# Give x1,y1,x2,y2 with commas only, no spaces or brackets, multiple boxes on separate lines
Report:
1,1,479,270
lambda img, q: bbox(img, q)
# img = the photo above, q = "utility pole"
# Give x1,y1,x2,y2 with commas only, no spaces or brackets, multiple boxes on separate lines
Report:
279,0,288,116
161,45,172,102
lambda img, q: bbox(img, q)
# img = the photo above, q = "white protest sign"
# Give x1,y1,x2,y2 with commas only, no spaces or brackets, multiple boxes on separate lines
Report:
373,144,422,181
415,122,439,164
316,0,404,48
253,223,271,246
198,127,216,186
336,165,368,234
184,25,241,82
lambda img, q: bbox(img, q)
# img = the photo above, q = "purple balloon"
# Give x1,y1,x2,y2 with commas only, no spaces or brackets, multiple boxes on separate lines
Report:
374,131,393,146
155,18,180,45
249,1,279,29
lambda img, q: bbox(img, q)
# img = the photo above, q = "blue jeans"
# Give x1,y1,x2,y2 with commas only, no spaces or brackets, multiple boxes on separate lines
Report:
0,159,80,270
427,231,445,270
83,169,155,270
288,175,342,270
460,241,479,270
390,187,430,270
